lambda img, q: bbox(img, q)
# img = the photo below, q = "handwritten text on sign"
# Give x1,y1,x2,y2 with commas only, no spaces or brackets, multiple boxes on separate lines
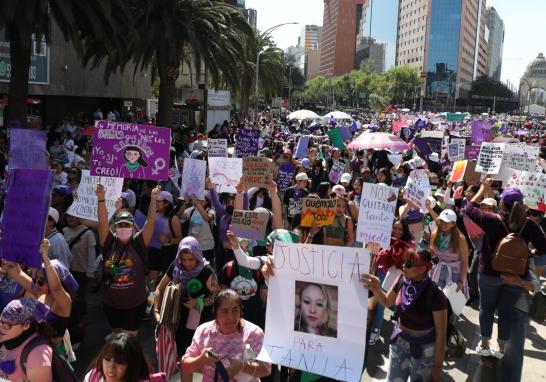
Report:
506,170,546,208
241,157,272,190
91,120,171,181
356,184,398,249
230,210,269,240
476,142,505,174
257,242,369,382
503,143,539,172
301,198,338,227
405,169,431,212
235,128,259,157
208,139,228,157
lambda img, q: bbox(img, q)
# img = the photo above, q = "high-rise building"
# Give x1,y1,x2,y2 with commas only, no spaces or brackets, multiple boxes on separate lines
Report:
396,0,489,102
355,0,398,73
299,25,323,53
246,8,257,27
486,7,504,81
296,25,323,80
319,0,366,78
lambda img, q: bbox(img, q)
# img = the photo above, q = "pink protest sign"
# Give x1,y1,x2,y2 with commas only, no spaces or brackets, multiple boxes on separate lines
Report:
91,120,172,181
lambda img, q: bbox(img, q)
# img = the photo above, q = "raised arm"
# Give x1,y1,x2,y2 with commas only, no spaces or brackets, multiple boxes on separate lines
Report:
40,240,71,314
268,180,284,230
141,185,160,247
95,183,109,247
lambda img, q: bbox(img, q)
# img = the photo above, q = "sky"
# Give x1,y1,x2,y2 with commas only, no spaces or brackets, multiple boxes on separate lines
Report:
245,0,544,89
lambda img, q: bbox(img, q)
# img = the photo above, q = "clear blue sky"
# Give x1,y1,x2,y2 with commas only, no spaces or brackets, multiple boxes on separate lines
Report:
245,0,542,88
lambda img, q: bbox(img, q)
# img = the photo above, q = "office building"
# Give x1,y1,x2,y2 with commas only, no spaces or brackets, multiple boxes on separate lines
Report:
296,25,322,80
299,25,323,53
319,0,366,78
396,0,489,102
486,7,504,81
356,0,398,72
246,8,257,27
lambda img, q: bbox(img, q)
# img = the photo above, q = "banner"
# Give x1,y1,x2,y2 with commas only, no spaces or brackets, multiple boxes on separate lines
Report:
405,169,431,212
471,120,491,145
506,170,546,210
241,157,272,190
301,198,338,227
180,158,207,199
257,242,369,382
208,157,243,194
464,145,481,160
476,142,505,174
0,169,53,269
327,129,345,151
356,183,398,249
328,160,345,184
8,128,47,170
67,170,123,221
235,128,260,157
91,120,171,181
503,143,539,172
277,162,296,192
208,139,228,157
447,113,465,121
295,136,310,159
230,210,269,240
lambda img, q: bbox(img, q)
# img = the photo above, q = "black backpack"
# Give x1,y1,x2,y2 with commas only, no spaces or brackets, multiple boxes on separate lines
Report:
21,335,78,382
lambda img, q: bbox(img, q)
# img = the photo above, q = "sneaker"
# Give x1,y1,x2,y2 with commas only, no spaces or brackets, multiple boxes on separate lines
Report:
475,344,492,357
491,348,504,359
368,328,380,346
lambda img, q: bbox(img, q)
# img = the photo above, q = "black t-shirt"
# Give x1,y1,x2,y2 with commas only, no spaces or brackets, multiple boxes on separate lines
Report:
283,186,309,223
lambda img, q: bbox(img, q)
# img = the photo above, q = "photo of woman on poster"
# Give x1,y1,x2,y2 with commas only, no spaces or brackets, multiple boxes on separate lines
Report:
294,282,338,338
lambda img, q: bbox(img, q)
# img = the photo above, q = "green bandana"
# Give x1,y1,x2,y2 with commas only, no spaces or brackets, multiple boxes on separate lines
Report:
126,161,139,172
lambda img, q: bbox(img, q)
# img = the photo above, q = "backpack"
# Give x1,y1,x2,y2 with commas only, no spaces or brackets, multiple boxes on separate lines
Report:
21,335,78,382
491,218,528,276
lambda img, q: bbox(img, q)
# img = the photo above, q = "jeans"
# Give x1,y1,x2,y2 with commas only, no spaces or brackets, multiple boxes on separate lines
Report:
478,273,523,344
501,308,527,382
387,335,435,381
370,270,386,332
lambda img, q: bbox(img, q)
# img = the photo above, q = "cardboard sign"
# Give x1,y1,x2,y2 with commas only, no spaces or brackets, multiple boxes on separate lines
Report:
208,157,243,194
301,198,338,227
230,209,269,240
8,128,48,170
0,169,53,269
294,136,310,159
91,120,171,181
180,158,207,199
405,169,431,212
463,160,481,184
356,183,398,249
327,129,345,150
450,160,467,183
506,170,546,209
504,143,539,172
208,139,228,157
235,128,259,157
277,162,296,192
328,160,345,184
67,170,123,221
257,242,369,382
241,157,272,190
476,142,505,174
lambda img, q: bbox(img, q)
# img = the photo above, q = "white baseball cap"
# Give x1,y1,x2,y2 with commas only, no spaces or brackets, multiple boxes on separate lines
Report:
480,198,498,207
340,173,352,184
295,172,309,181
48,207,59,223
438,209,457,223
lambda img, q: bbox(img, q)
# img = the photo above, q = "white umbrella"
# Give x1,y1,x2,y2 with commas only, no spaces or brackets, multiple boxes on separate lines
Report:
287,109,320,121
322,111,353,121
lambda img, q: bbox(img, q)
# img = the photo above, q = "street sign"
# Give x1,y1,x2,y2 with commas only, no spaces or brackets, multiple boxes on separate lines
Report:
0,32,49,84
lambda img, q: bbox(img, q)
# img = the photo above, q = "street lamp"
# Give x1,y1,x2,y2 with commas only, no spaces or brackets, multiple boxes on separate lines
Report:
255,22,298,122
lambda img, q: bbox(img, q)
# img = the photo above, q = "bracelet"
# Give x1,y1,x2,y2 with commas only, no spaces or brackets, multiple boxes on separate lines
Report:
98,199,106,203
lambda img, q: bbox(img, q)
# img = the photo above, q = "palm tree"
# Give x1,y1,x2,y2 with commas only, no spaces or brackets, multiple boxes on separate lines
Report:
128,0,253,127
0,1,132,124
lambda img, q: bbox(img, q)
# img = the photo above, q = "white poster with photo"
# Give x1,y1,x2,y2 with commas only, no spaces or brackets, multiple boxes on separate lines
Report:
208,157,243,193
257,242,369,382
180,158,206,199
451,137,466,160
404,169,431,212
503,143,539,172
67,170,123,221
476,142,505,174
208,139,228,157
356,183,398,249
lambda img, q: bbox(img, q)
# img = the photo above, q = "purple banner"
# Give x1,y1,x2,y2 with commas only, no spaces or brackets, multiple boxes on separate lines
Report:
8,128,47,170
0,169,54,269
471,120,492,145
235,128,260,157
90,120,171,181
464,145,481,160
277,162,296,192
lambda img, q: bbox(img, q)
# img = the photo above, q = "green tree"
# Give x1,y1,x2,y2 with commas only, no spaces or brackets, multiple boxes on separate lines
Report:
383,65,421,105
471,75,514,98
0,1,131,124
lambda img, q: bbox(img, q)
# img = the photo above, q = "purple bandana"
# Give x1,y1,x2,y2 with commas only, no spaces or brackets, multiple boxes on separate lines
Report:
400,276,432,312
1,297,49,324
172,237,206,285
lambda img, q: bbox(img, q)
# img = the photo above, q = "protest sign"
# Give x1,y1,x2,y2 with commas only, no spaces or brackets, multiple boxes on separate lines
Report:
0,169,53,269
471,120,491,145
230,209,269,240
405,169,431,212
180,158,206,199
241,157,272,190
476,142,505,174
235,128,259,157
464,145,481,160
208,157,243,194
450,137,466,161
447,143,460,161
301,198,338,227
506,170,546,210
400,125,415,142
329,160,345,184
339,126,351,141
8,128,47,170
447,113,465,121
463,160,481,184
91,120,171,181
277,162,296,192
356,183,398,249
450,160,467,183
295,136,310,159
327,129,345,150
257,242,369,382
67,170,123,221
503,143,539,172
208,139,228,157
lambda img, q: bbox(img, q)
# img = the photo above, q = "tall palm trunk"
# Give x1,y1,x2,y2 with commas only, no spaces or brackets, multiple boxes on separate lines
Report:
156,48,179,128
7,24,32,126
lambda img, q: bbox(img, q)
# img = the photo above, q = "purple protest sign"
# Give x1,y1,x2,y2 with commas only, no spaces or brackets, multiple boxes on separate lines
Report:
0,169,53,269
277,162,296,192
465,145,481,160
294,135,310,159
339,126,351,141
235,128,259,157
90,120,171,181
471,120,492,145
412,137,432,156
8,128,47,170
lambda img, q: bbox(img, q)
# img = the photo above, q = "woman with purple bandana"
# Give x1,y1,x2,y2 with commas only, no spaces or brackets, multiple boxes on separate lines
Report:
0,298,52,381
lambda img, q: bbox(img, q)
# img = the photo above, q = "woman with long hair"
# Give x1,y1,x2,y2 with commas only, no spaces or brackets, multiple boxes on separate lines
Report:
294,283,337,337
322,195,355,247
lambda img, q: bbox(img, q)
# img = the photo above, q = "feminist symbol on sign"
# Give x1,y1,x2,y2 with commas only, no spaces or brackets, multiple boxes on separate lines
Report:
151,158,166,175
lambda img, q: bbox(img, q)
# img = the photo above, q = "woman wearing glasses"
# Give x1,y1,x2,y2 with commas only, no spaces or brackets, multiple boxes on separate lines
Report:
360,249,448,382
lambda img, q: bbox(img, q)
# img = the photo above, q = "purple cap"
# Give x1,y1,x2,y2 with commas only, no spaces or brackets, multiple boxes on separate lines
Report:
500,187,524,206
